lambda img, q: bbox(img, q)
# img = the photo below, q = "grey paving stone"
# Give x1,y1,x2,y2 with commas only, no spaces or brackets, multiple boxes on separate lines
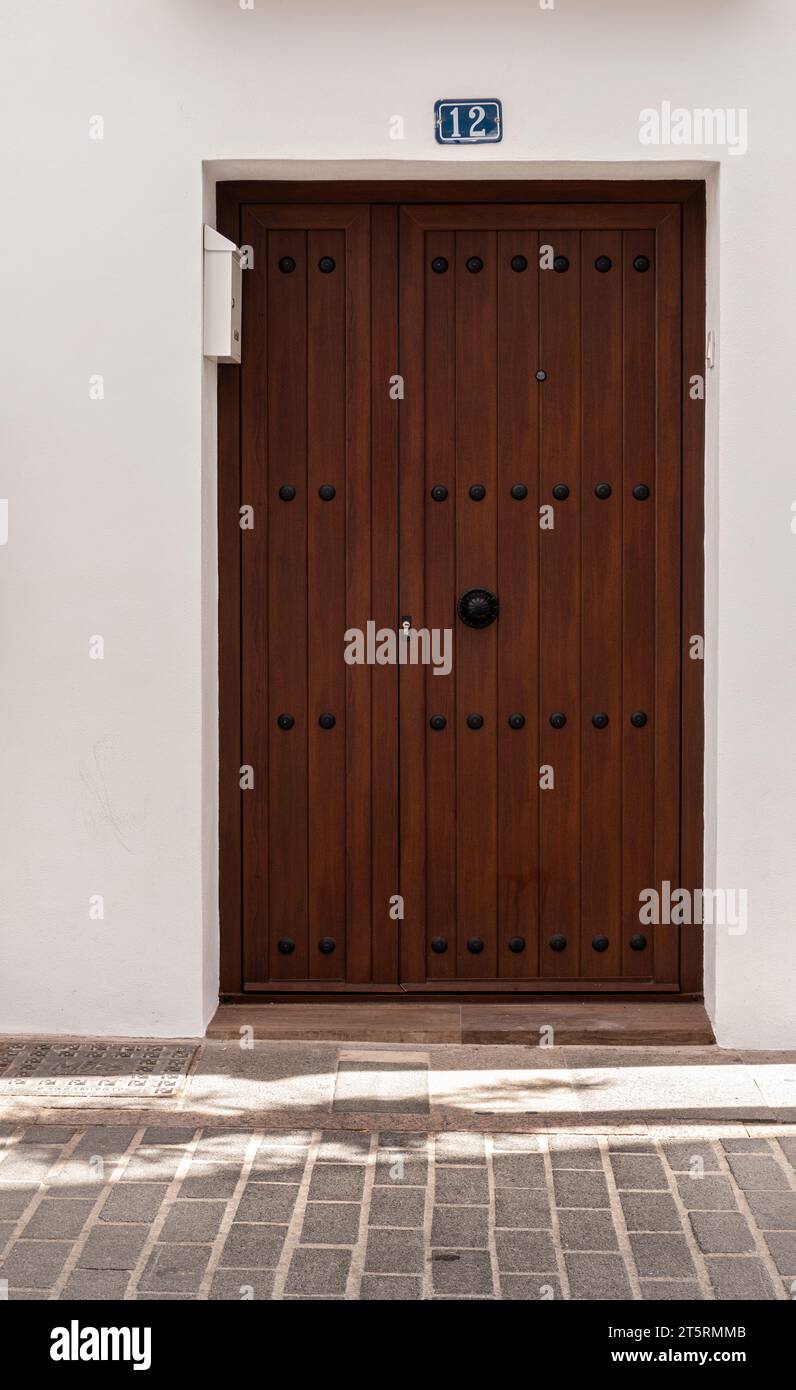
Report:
181,1166,241,1199
315,1131,370,1164
0,1150,58,1184
159,1200,227,1243
495,1230,556,1273
776,1136,796,1167
122,1150,185,1183
610,1154,668,1190
72,1127,139,1157
0,1239,71,1289
435,1167,489,1204
19,1126,76,1145
764,1231,796,1275
720,1137,773,1154
557,1210,619,1251
374,1152,428,1186
139,1243,213,1292
640,1280,703,1300
368,1186,426,1228
725,1155,790,1191
365,1228,425,1274
688,1210,755,1254
99,1182,168,1223
192,1132,252,1163
629,1233,696,1278
219,1223,287,1268
236,1183,299,1223
210,1270,275,1300
78,1224,149,1270
301,1201,360,1245
550,1146,603,1171
308,1163,365,1202
431,1249,493,1295
46,1162,106,1199
705,1256,778,1300
62,1269,133,1299
662,1141,721,1172
0,1188,36,1220
619,1191,682,1232
675,1174,737,1210
492,1154,546,1188
494,1187,551,1229
500,1274,561,1300
745,1190,796,1230
248,1153,306,1183
24,1197,94,1239
434,1133,486,1164
140,1127,195,1147
565,1252,633,1301
492,1135,543,1153
553,1171,609,1209
257,1130,313,1150
431,1205,489,1248
377,1132,428,1151
360,1274,423,1300
285,1247,351,1295
607,1137,657,1152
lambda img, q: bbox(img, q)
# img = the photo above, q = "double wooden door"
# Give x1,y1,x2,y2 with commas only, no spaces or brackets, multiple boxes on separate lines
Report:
220,190,702,997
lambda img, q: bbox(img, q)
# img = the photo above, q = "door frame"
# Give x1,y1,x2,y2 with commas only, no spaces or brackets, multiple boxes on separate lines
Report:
216,179,705,1003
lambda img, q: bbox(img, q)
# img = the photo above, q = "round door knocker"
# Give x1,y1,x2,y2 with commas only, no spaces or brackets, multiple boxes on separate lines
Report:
457,588,499,629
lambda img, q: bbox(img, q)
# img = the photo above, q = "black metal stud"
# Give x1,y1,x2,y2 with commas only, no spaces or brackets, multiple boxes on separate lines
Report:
431,256,449,274
431,937,448,953
592,712,609,730
550,711,567,729
457,589,499,629
535,369,548,382
467,713,484,730
508,713,526,730
554,255,570,273
595,255,613,272
466,256,484,273
592,935,610,952
278,256,296,274
429,715,447,731
431,484,449,502
318,937,336,954
630,934,647,951
277,938,295,955
318,713,336,730
277,713,294,730
318,256,336,273
510,483,528,501
510,255,528,272
508,936,526,953
549,934,567,951
633,484,650,501
630,711,648,728
552,483,570,501
469,484,486,501
595,482,612,500
318,484,336,501
279,485,296,502
467,937,484,953
633,255,651,272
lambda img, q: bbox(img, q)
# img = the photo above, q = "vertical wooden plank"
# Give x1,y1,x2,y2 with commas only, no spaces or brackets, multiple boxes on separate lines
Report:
497,230,539,979
538,228,581,978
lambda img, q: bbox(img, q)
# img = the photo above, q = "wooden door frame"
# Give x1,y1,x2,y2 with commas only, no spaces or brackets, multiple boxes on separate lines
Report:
217,179,705,1003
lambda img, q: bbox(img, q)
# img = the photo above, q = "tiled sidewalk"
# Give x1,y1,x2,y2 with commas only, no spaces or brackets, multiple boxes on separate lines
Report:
1,1124,794,1300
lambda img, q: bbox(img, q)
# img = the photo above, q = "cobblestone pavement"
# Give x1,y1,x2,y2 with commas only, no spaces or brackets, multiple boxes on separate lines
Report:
1,1124,795,1300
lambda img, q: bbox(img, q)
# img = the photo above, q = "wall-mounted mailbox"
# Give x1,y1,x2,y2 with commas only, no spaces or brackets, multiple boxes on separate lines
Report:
203,225,244,363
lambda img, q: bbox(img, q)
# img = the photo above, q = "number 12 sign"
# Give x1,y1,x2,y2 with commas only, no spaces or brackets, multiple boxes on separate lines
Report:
434,99,503,145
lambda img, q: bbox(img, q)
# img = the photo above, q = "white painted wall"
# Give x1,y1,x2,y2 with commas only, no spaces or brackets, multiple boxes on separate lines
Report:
1,0,794,1045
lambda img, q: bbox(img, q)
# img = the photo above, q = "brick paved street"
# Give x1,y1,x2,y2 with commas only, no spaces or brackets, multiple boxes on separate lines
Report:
1,1123,795,1300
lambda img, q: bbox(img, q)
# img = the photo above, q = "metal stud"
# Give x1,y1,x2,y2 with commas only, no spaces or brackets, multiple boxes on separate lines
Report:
550,711,567,729
630,934,647,951
633,484,650,501
431,937,448,953
277,713,294,730
277,938,295,954
469,484,486,501
431,484,449,502
318,484,336,501
535,369,548,382
633,255,651,272
510,255,528,272
318,713,336,730
508,936,526,953
467,713,484,730
278,256,296,274
429,715,447,731
595,255,612,272
318,937,336,954
592,712,609,729
630,711,648,728
549,934,567,951
595,482,612,500
318,256,336,273
431,256,449,274
467,937,484,953
466,256,484,273
552,483,570,501
553,255,570,273
510,483,528,501
279,485,296,502
592,935,609,952
508,713,526,730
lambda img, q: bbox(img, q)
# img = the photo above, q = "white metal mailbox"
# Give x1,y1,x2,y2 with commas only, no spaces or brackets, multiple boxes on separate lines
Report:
203,225,243,363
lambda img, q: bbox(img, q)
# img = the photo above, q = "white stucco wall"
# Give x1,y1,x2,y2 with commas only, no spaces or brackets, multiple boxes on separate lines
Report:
0,0,794,1044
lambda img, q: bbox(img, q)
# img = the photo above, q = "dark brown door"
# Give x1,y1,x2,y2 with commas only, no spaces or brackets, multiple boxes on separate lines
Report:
230,193,694,995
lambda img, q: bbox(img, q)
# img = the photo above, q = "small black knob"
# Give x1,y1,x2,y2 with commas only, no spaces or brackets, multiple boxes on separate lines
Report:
552,483,570,501
508,936,525,953
457,589,499,629
630,934,647,951
633,484,650,501
535,369,547,382
633,255,651,272
469,484,486,501
277,938,295,955
595,255,612,273
554,255,569,273
510,255,528,272
595,482,612,500
277,713,294,730
318,937,336,954
318,484,336,501
508,713,525,730
318,256,336,273
431,484,448,502
318,713,336,730
592,712,609,730
466,256,484,273
467,937,484,953
549,934,567,952
431,256,449,274
510,483,528,501
592,935,609,952
429,715,447,731
630,711,648,728
550,711,567,729
431,937,448,954
467,713,484,730
279,485,296,502
278,256,296,274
